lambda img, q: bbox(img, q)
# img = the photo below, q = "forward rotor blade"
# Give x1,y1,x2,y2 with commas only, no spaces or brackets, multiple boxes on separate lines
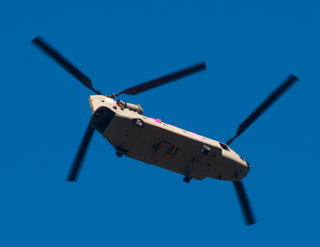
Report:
113,62,206,97
233,181,256,225
31,36,101,94
227,74,298,145
67,122,95,182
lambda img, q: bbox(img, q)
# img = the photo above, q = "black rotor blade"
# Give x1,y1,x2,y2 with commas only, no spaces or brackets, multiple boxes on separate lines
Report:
67,122,95,182
113,61,206,97
31,36,101,94
227,74,298,145
233,181,256,225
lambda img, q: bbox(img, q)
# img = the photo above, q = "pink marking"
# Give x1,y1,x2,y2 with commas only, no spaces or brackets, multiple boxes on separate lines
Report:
149,118,206,141
168,124,185,133
149,118,162,124
190,132,206,141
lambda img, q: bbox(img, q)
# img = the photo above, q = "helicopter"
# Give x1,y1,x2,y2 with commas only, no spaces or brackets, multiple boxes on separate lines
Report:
31,36,298,226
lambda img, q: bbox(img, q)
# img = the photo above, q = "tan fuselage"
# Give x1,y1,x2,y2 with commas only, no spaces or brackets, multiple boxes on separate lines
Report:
89,95,250,181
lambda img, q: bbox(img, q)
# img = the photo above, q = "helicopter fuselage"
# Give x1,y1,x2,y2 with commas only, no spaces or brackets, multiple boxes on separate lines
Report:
89,95,250,181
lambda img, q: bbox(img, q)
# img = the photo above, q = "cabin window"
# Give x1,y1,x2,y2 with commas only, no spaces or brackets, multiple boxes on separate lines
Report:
219,143,230,151
165,145,179,159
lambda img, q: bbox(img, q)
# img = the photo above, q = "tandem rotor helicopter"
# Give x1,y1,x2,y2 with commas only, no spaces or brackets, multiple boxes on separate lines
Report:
31,36,298,226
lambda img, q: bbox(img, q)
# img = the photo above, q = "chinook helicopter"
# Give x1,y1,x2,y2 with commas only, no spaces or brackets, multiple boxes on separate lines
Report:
31,36,298,226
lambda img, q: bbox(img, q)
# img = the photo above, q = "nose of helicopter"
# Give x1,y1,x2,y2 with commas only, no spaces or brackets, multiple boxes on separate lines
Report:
246,161,251,174
232,156,251,181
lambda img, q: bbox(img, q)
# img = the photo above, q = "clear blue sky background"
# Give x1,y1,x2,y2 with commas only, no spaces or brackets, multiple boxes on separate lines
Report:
1,1,320,246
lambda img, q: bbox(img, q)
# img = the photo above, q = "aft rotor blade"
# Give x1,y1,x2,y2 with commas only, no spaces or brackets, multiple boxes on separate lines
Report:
233,181,256,225
113,62,206,97
67,122,95,182
227,74,298,145
31,36,101,94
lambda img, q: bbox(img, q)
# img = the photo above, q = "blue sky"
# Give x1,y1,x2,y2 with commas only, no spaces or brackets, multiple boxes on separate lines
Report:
1,0,320,246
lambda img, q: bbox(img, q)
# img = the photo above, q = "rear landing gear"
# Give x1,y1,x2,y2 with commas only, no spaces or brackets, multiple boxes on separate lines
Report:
183,174,192,183
116,151,123,158
115,146,128,158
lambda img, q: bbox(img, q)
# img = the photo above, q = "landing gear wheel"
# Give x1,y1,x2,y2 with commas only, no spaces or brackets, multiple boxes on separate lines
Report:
183,177,190,183
115,146,127,158
183,174,192,183
116,151,123,158
133,119,144,127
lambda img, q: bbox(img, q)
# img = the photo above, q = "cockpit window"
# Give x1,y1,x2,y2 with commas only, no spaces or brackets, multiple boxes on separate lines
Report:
219,143,230,151
239,156,245,161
